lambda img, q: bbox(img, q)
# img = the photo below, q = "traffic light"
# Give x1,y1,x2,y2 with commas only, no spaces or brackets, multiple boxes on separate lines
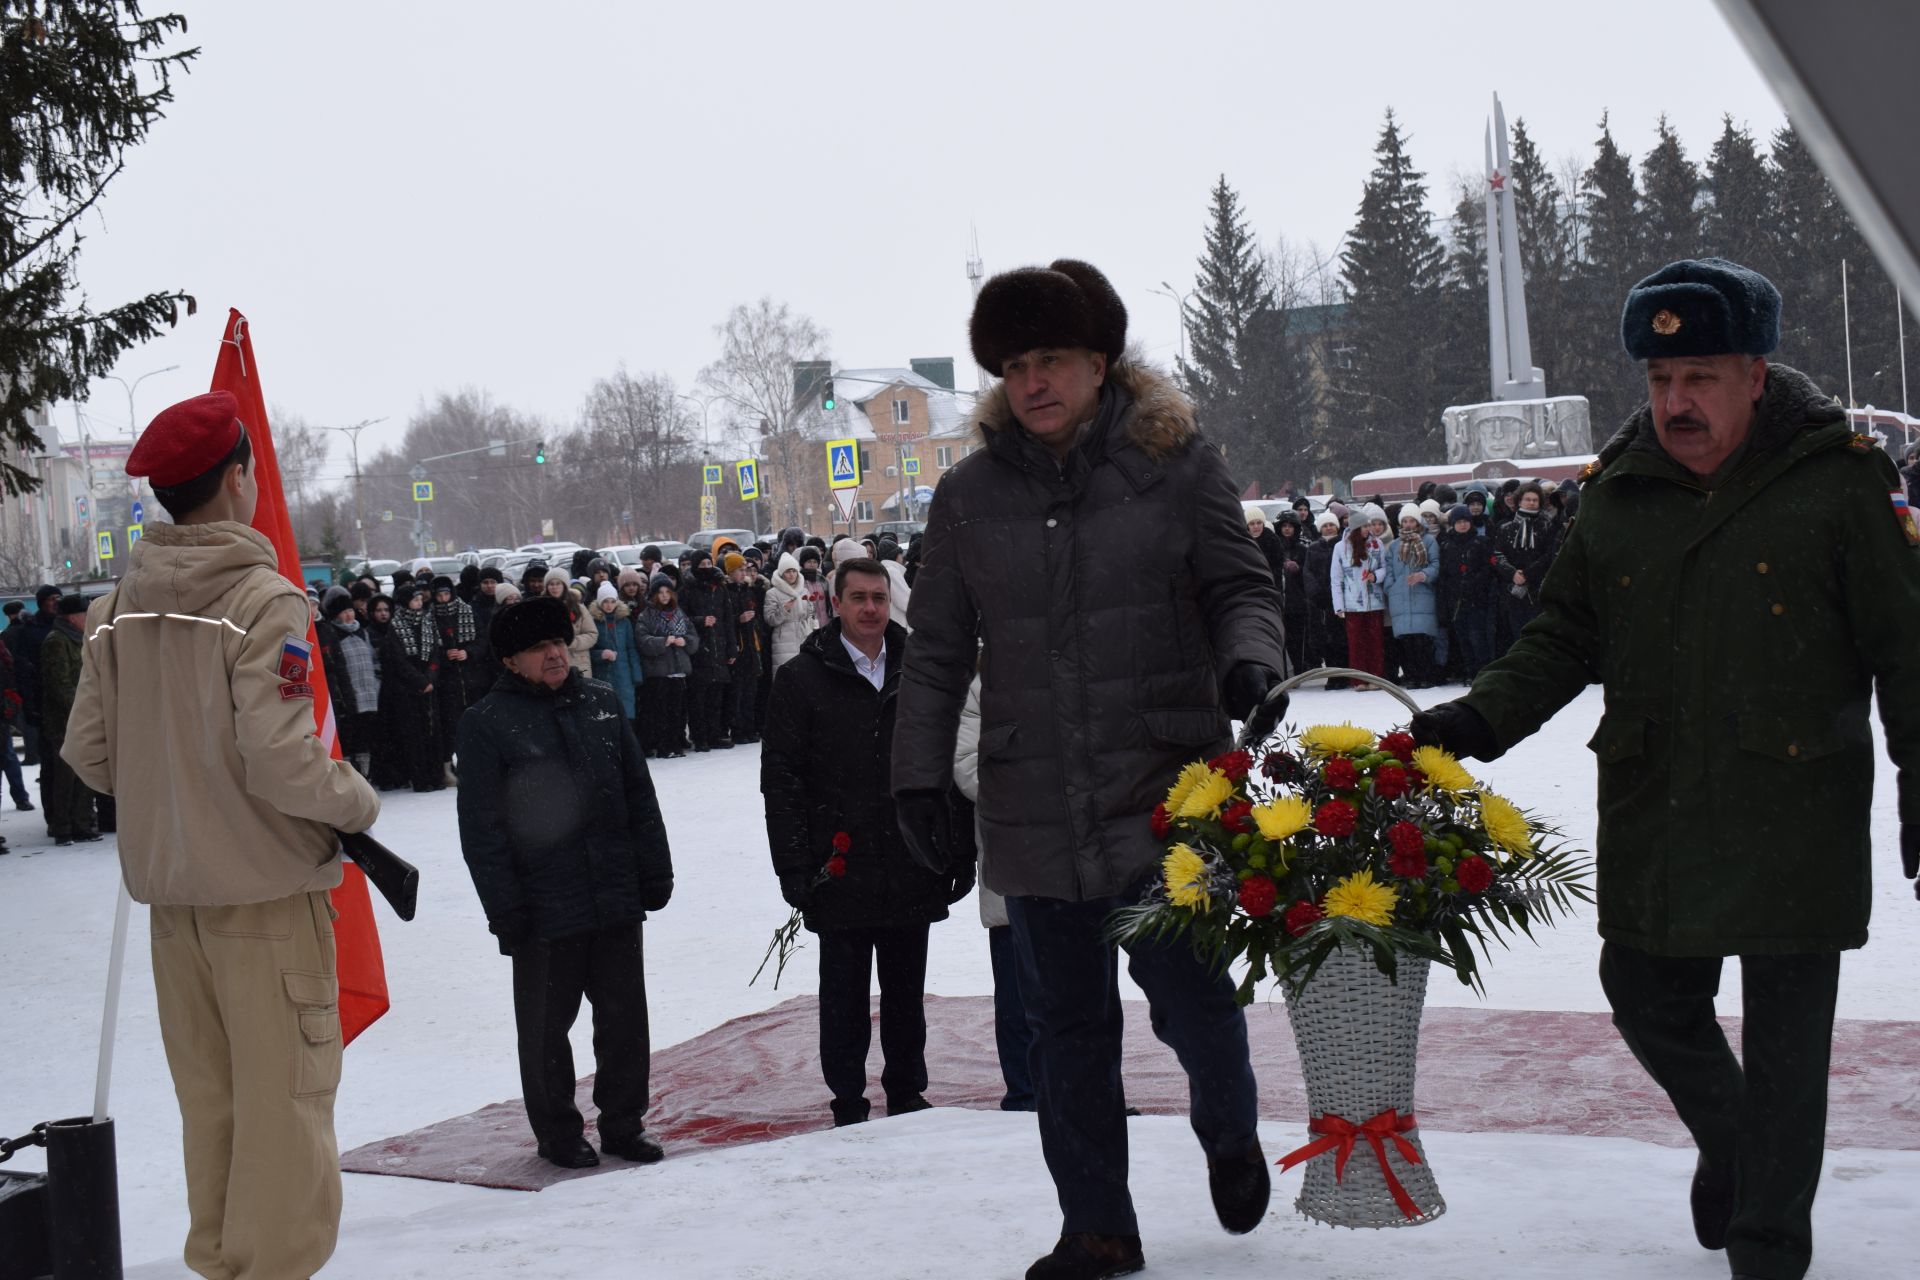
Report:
63,557,72,570
821,380,835,412
534,442,546,465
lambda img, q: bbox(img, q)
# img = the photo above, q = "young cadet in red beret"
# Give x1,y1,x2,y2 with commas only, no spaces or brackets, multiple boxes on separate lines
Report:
62,391,380,1280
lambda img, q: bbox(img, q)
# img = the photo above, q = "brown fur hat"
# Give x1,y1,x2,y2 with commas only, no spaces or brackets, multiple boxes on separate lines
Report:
969,258,1128,375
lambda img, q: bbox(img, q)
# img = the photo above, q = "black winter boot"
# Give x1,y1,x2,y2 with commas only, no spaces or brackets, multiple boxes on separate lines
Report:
1024,1234,1145,1280
886,1093,931,1117
1208,1142,1271,1234
600,1131,664,1164
536,1136,600,1169
1692,1154,1733,1250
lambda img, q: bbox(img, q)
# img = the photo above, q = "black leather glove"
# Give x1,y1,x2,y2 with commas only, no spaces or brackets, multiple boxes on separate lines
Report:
779,872,814,911
896,788,954,875
1902,825,1918,900
1409,700,1503,762
1223,663,1288,746
641,880,673,913
490,911,531,957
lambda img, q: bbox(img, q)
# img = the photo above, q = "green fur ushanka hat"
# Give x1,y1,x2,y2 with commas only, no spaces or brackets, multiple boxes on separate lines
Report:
1621,257,1781,360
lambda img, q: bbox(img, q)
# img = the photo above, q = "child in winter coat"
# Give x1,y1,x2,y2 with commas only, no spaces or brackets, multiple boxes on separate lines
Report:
764,552,821,670
633,575,697,757
1330,512,1388,688
589,582,643,723
543,567,598,676
1380,512,1441,688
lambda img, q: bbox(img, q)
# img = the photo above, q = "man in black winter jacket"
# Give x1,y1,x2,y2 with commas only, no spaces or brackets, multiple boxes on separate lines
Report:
678,550,735,750
9,585,60,765
456,596,675,1170
762,558,970,1128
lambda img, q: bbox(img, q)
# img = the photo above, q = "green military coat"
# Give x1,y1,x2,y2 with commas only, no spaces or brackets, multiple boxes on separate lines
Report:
1463,366,1920,957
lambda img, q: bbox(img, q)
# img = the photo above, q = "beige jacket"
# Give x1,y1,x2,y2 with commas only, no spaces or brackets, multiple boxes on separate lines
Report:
62,521,381,906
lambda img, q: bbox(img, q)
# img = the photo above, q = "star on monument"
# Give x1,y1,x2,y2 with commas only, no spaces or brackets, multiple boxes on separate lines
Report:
1489,171,1507,192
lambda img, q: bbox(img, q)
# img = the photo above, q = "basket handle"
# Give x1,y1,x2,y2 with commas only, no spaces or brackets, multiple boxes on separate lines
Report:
1235,669,1423,751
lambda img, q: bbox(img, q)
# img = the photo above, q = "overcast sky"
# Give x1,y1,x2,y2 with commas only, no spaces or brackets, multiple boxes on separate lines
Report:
62,0,1787,483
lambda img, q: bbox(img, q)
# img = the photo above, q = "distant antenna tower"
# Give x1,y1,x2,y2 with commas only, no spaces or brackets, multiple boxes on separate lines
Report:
966,226,984,300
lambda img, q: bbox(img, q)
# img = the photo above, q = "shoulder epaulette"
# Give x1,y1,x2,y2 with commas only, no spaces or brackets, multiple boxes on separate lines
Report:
1848,432,1879,452
1577,459,1602,483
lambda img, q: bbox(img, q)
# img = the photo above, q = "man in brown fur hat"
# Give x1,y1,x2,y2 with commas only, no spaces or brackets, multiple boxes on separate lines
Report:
892,259,1289,1280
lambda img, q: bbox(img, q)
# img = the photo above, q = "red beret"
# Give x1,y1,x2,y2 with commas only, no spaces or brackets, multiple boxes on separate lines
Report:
127,391,245,487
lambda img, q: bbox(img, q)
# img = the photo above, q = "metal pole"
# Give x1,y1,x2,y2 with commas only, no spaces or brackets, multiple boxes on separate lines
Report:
75,404,96,576
1150,282,1189,362
350,432,367,560
1843,258,1856,408
1899,288,1909,415
93,885,132,1122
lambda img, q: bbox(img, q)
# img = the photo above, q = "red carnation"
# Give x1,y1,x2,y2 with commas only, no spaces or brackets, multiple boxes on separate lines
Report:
1263,751,1303,784
1313,799,1358,838
1379,731,1416,764
1455,854,1493,893
1150,803,1172,840
1409,768,1427,788
1283,899,1323,937
1238,875,1278,918
825,855,848,878
1209,749,1253,782
831,831,851,854
1374,764,1409,798
1221,800,1254,835
1389,847,1428,879
1323,756,1359,791
1387,821,1425,858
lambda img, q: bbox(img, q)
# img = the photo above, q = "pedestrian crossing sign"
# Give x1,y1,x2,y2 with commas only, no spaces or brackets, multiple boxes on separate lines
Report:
98,530,113,559
412,480,433,502
703,464,723,487
127,524,143,545
827,438,861,490
903,457,921,476
736,460,760,500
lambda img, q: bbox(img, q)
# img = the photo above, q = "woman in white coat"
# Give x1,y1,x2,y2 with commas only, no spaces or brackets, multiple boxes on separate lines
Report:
763,552,819,671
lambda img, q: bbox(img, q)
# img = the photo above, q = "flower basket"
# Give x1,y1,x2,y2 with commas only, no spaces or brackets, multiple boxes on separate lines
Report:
1281,943,1443,1227
1106,670,1592,1229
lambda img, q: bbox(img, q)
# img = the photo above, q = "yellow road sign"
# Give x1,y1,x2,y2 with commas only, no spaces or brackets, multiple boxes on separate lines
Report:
736,459,760,500
412,480,434,502
826,438,861,489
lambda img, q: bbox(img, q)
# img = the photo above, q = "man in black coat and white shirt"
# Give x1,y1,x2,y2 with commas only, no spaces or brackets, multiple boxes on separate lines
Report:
456,595,675,1170
762,557,971,1127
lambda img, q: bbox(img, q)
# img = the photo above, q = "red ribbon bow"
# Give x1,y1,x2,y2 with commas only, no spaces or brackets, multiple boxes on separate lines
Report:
1276,1108,1425,1222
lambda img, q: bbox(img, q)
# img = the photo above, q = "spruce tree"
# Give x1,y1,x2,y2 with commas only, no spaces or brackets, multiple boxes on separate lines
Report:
1507,117,1576,396
1179,175,1275,486
0,2,199,494
1438,184,1490,410
1639,115,1703,268
1701,116,1775,275
1572,113,1646,429
1334,110,1449,473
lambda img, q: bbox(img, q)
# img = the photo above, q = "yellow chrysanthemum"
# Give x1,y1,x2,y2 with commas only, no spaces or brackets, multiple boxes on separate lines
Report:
1175,768,1235,820
1479,791,1534,856
1321,869,1399,927
1299,723,1376,757
1164,761,1212,814
1410,745,1477,795
1252,795,1313,842
1163,843,1212,910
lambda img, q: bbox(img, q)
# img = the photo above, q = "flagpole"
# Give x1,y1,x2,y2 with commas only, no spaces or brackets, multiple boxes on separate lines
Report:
92,884,133,1122
1843,258,1856,408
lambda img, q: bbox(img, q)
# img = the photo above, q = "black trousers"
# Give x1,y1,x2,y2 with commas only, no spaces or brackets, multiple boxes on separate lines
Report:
640,678,687,754
688,671,728,747
1599,942,1841,1280
38,733,94,838
1281,609,1309,677
511,924,653,1147
817,925,930,1122
987,925,1035,1111
727,663,758,739
1007,886,1259,1236
1308,604,1348,684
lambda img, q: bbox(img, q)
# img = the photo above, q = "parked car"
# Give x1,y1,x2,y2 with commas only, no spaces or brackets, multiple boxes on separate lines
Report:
686,528,757,553
516,541,588,559
343,558,401,593
870,520,925,543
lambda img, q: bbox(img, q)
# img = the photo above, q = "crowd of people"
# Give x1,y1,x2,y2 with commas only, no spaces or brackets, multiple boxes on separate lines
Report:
310,529,919,791
1247,475,1582,693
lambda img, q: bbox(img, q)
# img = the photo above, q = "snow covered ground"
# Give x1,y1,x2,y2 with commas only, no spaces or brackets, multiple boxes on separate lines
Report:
2,682,1916,1278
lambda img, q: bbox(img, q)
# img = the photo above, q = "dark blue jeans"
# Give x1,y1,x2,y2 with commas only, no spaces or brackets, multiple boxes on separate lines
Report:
1006,885,1259,1236
0,724,27,802
986,926,1035,1110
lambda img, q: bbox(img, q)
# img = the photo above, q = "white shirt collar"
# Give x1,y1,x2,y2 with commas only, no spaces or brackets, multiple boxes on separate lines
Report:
840,632,887,689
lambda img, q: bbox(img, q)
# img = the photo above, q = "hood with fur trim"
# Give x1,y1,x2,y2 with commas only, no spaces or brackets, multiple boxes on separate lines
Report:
967,357,1197,462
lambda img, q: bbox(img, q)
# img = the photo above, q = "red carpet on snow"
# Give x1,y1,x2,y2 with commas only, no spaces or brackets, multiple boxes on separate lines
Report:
339,995,1920,1192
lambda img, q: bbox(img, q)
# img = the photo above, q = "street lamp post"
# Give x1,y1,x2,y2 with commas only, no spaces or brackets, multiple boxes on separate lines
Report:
104,364,180,508
1148,282,1191,364
323,417,387,561
676,392,719,529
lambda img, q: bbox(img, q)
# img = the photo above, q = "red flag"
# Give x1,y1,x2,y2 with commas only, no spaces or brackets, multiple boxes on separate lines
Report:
209,309,390,1045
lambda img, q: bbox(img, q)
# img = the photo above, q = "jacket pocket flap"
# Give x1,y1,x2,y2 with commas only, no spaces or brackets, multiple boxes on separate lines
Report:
283,970,339,1008
978,722,1017,760
1139,707,1227,748
1735,712,1846,763
1585,715,1646,762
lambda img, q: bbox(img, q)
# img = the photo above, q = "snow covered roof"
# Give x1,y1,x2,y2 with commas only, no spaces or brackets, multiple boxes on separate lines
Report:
832,368,971,437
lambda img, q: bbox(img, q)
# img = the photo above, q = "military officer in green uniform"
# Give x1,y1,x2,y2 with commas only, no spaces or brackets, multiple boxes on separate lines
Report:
1414,258,1920,1280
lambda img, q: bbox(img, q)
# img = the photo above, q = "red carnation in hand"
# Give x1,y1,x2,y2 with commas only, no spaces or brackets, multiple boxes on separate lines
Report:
1323,756,1359,791
1374,764,1409,798
1209,749,1253,782
831,831,852,854
1379,731,1416,764
1455,854,1493,893
1150,803,1172,840
1313,799,1358,838
1221,800,1254,835
825,855,848,878
1283,899,1323,937
1238,875,1278,918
